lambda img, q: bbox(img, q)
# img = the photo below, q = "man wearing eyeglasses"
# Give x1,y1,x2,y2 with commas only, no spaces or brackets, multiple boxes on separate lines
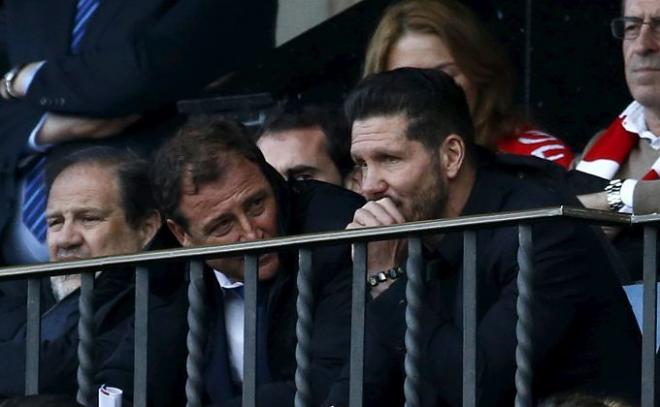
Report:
573,0,660,281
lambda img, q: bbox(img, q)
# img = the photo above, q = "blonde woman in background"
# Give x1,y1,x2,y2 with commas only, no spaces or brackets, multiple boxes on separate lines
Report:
363,0,574,168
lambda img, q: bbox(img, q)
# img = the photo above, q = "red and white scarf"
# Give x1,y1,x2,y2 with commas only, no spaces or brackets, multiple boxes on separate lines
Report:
576,103,660,181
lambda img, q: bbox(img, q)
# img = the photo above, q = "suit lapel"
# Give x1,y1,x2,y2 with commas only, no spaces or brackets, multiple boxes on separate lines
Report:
79,0,131,50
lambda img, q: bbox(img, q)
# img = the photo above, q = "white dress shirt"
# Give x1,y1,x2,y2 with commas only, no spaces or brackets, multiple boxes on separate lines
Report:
213,270,245,386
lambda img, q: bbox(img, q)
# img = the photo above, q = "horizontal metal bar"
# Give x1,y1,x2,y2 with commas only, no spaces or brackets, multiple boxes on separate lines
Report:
632,213,660,225
0,206,632,280
560,206,633,225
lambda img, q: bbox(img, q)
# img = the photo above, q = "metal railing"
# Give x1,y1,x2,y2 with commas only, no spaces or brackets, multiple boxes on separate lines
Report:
0,206,658,407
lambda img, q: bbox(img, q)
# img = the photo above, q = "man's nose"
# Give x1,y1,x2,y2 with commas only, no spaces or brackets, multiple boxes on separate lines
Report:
360,167,388,200
632,23,660,54
53,222,83,248
237,215,261,242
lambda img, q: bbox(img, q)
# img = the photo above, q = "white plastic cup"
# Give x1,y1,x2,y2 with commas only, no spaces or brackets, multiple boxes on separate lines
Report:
98,384,123,407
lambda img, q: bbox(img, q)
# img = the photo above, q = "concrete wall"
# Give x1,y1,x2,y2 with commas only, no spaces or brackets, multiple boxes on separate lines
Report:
276,0,362,45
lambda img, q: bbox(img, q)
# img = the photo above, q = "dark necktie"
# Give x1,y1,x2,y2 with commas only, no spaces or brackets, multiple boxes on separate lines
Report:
204,285,272,404
230,286,272,386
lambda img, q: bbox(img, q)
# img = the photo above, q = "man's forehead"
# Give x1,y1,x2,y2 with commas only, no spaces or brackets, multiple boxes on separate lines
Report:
260,127,329,161
180,152,252,194
180,155,272,204
351,115,409,144
625,0,660,15
48,163,120,210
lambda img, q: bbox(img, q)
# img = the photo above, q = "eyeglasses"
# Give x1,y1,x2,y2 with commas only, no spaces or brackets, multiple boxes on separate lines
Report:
611,16,660,40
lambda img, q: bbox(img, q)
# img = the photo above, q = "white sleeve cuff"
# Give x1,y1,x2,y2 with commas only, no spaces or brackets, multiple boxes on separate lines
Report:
621,178,638,208
23,61,46,94
26,114,51,153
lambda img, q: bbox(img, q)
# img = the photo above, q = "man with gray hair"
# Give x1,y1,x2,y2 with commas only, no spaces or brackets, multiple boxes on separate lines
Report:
0,146,161,401
571,0,660,280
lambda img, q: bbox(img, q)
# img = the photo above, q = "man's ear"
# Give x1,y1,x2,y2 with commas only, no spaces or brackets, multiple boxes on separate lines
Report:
139,210,162,249
167,218,192,247
439,134,466,180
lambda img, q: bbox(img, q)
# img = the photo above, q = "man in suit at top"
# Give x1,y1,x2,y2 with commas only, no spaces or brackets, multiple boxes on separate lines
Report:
150,116,364,406
0,0,277,266
324,68,642,407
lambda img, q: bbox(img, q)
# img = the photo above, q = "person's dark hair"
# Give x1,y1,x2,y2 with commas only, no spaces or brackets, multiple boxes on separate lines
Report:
344,67,475,151
151,115,264,230
45,146,156,230
257,104,354,178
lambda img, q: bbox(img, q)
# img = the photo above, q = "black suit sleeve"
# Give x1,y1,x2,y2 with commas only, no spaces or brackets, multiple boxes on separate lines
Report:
24,0,276,116
0,99,46,153
325,218,620,407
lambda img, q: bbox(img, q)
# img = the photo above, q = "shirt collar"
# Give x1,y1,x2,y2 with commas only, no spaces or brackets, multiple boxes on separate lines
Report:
213,270,244,290
621,101,660,150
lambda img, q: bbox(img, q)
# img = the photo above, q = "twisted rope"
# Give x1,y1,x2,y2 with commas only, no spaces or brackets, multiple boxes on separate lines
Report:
186,261,206,407
515,225,534,407
76,273,95,406
294,249,313,407
404,237,423,407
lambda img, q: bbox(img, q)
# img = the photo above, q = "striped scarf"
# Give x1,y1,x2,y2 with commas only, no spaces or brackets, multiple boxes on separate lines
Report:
576,114,660,181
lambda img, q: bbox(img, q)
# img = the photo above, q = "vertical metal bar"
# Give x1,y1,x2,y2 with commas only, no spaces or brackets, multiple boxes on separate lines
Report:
243,254,258,407
515,225,534,407
463,231,477,407
642,226,657,407
134,266,149,407
186,260,206,407
349,242,367,407
404,237,423,407
523,0,533,115
295,248,313,407
76,272,95,406
25,278,41,395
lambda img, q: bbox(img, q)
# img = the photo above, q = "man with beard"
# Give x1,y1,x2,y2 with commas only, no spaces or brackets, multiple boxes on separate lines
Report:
0,146,161,400
571,0,660,280
150,117,363,406
324,68,642,407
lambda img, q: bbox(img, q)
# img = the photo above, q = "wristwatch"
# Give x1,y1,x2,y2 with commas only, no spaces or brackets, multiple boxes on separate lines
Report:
605,178,624,211
3,65,23,99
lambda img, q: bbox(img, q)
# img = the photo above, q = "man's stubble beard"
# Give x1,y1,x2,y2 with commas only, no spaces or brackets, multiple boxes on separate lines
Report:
406,156,448,223
50,271,103,302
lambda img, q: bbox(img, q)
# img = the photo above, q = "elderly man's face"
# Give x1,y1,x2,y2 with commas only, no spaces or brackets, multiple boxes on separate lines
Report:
258,126,343,185
351,114,448,222
624,0,660,109
46,163,152,262
169,154,280,282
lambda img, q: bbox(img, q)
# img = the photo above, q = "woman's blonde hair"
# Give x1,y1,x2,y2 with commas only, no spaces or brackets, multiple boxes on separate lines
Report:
363,0,518,147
